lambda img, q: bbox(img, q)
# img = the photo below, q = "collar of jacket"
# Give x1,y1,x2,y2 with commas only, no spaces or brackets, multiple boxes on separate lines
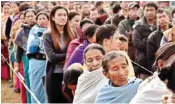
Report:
127,16,140,26
21,23,33,29
157,23,173,32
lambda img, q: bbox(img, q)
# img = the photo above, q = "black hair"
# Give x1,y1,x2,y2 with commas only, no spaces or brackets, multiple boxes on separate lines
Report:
96,24,117,45
1,2,10,8
10,1,20,6
63,68,83,86
95,1,103,8
111,14,125,28
24,9,37,18
19,2,32,12
84,24,99,38
119,35,128,42
143,2,158,10
84,43,105,60
68,11,80,21
172,8,175,18
156,8,170,16
36,11,49,20
79,2,88,9
158,60,175,92
79,19,94,29
112,3,121,14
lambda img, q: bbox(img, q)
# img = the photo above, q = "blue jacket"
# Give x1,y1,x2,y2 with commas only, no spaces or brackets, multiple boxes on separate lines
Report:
26,24,47,55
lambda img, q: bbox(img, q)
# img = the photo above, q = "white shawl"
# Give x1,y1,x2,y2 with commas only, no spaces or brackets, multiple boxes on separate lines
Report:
73,68,108,103
129,72,171,104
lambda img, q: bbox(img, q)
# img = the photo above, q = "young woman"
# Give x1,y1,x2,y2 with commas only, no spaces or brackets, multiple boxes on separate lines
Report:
73,44,108,103
14,9,37,103
26,12,49,103
43,6,75,103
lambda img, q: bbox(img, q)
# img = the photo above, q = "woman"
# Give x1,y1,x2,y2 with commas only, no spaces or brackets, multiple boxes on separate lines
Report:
65,25,99,69
26,12,49,103
95,51,142,103
73,44,108,103
1,2,10,80
14,9,37,103
5,2,20,40
43,6,75,103
68,11,81,34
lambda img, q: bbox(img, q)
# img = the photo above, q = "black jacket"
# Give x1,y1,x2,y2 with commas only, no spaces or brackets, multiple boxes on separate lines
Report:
147,24,173,72
132,17,157,74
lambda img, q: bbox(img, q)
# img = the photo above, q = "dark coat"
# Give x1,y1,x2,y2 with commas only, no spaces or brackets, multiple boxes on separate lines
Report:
147,24,173,72
132,17,157,75
43,31,67,102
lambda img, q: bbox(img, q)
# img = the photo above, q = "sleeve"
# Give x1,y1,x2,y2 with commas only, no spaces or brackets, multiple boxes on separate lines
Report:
64,46,83,70
15,45,24,63
26,27,40,54
132,27,146,52
5,17,12,40
43,34,66,64
118,21,127,37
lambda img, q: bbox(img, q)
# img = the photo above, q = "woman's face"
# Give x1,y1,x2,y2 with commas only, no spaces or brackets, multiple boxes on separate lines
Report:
2,4,10,14
52,9,68,26
37,14,49,28
11,3,19,14
25,11,36,26
70,15,81,28
105,56,129,87
85,49,104,71
20,13,25,23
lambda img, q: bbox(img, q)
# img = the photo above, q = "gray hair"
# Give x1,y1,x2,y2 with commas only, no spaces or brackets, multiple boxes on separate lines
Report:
102,51,129,72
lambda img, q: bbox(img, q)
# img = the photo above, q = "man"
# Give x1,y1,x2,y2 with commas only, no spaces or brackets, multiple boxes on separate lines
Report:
160,8,175,45
147,8,172,73
118,2,140,61
94,1,106,16
132,2,158,80
89,8,99,23
104,2,122,24
130,42,175,103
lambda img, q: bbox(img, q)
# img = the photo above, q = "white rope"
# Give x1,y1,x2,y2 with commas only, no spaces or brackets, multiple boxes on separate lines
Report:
1,54,41,104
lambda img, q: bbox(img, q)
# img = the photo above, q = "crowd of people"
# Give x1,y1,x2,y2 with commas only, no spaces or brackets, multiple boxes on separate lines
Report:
1,1,175,104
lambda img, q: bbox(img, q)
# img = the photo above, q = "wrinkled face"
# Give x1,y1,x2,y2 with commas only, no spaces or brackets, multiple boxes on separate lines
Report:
129,7,139,20
70,15,81,28
25,11,36,26
156,12,169,27
144,6,156,20
52,9,68,26
68,84,77,96
2,4,10,14
90,10,99,22
105,56,129,87
11,3,19,14
85,49,104,71
37,14,49,28
119,41,128,53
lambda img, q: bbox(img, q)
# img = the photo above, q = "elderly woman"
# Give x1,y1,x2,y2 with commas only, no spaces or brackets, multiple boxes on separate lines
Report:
73,44,108,103
95,51,142,103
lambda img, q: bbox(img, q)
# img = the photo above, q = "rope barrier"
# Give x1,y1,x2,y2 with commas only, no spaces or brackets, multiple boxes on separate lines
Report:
1,54,41,104
131,60,154,75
